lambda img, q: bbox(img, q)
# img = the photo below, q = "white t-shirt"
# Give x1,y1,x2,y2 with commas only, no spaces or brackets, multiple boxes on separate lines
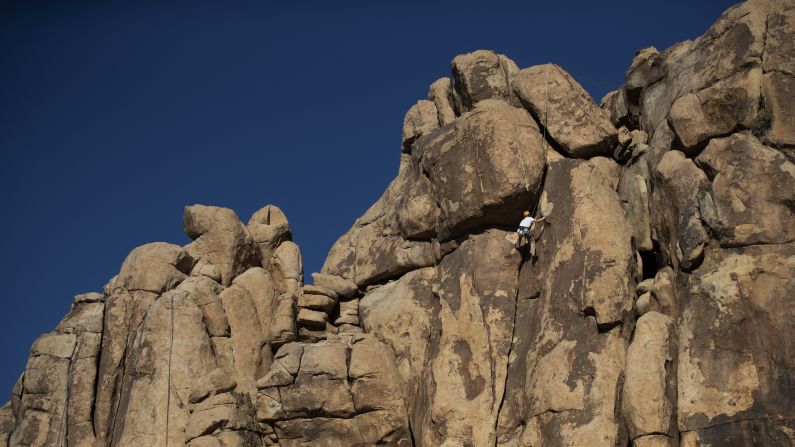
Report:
519,216,535,228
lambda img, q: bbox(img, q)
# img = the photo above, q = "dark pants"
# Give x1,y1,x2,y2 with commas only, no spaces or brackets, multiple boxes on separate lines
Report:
517,226,536,255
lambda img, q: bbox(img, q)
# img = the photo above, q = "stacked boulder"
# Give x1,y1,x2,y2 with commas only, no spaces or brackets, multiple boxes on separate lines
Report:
295,273,360,341
295,283,337,340
312,273,361,331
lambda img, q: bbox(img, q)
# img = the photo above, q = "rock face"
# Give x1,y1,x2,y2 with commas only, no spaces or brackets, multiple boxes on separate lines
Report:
3,2,794,446
513,63,618,157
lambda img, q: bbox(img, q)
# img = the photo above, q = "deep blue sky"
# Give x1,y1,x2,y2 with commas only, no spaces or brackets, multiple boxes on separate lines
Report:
0,0,735,396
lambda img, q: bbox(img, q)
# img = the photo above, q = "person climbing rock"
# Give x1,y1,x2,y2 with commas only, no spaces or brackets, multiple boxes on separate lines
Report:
516,210,545,253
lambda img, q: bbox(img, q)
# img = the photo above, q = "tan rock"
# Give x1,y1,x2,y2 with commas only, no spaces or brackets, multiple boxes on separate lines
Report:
269,292,297,346
633,435,677,447
322,191,435,285
652,150,711,268
11,321,99,447
67,331,103,447
513,63,618,157
189,368,238,404
7,4,795,446
497,159,632,446
451,50,517,110
636,278,655,295
232,267,277,345
184,204,259,286
623,312,675,439
274,411,411,447
636,292,654,315
186,392,256,441
359,268,437,423
417,230,521,446
269,343,302,378
265,336,411,446
601,87,630,126
118,242,194,293
256,388,286,421
762,0,795,75
215,430,262,446
618,157,653,251
760,0,795,147
31,333,76,359
270,241,303,295
211,336,234,370
257,363,293,389
348,336,411,435
696,133,795,246
677,244,795,439
93,288,159,445
57,300,104,336
668,67,761,151
639,0,768,135
219,285,267,394
630,129,648,145
335,315,359,326
321,155,438,286
590,156,621,190
417,99,547,239
99,287,218,446
428,77,457,125
338,298,358,316
0,402,14,446
402,99,439,152
760,71,795,150
180,276,229,337
282,379,353,418
190,259,222,283
188,435,221,447
396,162,438,239
675,203,708,269
298,293,336,312
247,204,292,265
302,283,337,299
625,47,664,92
650,267,678,318
296,308,328,329
73,291,103,304
311,272,358,298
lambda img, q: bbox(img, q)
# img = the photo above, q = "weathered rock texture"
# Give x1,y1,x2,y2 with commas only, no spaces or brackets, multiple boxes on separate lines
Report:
3,1,794,446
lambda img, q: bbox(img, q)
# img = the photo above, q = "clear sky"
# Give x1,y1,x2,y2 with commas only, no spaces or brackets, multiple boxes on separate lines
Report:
0,0,736,396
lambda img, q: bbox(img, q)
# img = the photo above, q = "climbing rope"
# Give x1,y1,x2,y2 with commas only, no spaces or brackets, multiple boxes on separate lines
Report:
544,63,549,154
165,294,174,447
532,64,550,220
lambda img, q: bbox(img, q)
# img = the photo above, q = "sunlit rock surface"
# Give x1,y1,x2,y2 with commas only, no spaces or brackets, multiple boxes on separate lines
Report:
3,1,794,446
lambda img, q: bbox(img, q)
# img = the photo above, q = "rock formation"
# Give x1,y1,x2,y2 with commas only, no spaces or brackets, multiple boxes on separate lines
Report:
2,1,794,446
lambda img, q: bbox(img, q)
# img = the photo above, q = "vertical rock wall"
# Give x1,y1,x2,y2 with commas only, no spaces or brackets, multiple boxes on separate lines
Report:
1,1,793,446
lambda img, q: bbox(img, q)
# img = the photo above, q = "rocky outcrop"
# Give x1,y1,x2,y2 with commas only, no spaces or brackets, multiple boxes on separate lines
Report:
255,335,412,446
495,157,634,447
3,1,794,446
513,63,618,157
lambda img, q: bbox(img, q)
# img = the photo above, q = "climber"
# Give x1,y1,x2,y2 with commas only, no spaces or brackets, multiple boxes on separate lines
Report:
516,210,545,252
